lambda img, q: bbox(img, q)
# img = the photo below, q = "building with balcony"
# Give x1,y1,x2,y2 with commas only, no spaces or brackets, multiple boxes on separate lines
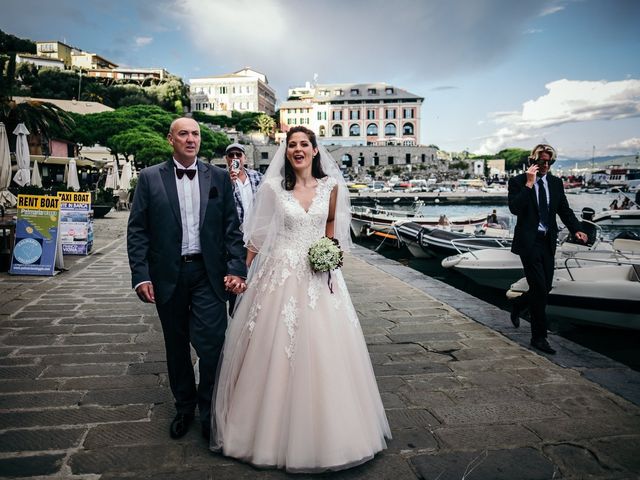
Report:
280,82,424,146
35,41,75,67
71,51,118,70
86,67,169,83
189,68,277,116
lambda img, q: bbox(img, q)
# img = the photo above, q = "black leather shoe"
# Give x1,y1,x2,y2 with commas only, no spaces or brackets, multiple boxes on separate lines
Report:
530,338,556,355
510,304,521,328
169,413,193,439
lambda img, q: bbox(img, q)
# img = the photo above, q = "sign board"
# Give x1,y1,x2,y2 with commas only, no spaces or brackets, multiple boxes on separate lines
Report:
58,191,93,255
10,195,60,276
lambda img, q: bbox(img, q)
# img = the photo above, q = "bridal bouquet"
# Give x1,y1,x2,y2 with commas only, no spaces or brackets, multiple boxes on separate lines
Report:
308,237,344,273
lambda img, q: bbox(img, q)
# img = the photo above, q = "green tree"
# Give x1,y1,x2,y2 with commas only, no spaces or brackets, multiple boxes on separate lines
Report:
256,113,276,136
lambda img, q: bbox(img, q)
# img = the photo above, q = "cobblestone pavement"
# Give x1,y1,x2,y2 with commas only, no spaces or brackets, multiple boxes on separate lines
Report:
1,211,639,479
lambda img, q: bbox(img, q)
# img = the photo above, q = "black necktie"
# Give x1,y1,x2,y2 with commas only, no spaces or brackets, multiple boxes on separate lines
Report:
537,178,549,228
175,168,196,180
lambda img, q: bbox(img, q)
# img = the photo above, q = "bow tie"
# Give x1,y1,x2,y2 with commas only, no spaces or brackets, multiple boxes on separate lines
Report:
175,168,196,180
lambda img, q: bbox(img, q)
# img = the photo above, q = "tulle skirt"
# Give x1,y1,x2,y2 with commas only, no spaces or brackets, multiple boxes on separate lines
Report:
211,257,391,473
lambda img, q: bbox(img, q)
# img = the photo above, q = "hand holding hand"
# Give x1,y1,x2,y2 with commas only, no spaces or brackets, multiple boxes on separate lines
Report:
135,282,155,304
224,275,247,295
526,164,538,187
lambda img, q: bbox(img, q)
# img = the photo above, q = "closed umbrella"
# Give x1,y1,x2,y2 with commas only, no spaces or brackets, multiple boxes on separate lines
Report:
0,122,17,207
31,159,43,187
119,161,132,190
104,158,119,190
12,123,31,187
67,158,80,191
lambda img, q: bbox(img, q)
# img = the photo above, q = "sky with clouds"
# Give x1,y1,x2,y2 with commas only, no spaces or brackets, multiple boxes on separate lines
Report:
1,0,639,159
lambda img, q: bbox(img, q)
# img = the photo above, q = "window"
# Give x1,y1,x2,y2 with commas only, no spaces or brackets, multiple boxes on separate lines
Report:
261,152,269,159
334,89,344,96
220,86,227,94
232,86,236,94
368,88,377,95
403,122,414,135
367,109,376,120
349,124,360,136
317,112,322,121
373,154,379,166
385,109,397,119
406,153,411,164
350,88,359,95
387,156,394,165
332,124,343,136
291,118,297,125
403,108,414,119
349,110,360,120
385,123,397,136
421,154,426,163
366,123,378,136
385,87,394,94
332,110,343,121
246,86,251,93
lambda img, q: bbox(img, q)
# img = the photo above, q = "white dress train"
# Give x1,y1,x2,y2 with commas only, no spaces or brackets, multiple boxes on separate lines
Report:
211,176,391,473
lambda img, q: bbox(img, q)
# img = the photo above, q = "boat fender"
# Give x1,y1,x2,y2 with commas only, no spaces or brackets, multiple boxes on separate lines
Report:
441,255,462,268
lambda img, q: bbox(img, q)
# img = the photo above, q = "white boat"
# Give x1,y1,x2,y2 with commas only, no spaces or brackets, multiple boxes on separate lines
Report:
591,208,640,227
506,261,640,330
350,203,486,239
442,236,640,291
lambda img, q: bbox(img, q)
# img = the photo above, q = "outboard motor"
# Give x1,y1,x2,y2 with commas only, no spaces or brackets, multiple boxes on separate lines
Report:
581,207,595,221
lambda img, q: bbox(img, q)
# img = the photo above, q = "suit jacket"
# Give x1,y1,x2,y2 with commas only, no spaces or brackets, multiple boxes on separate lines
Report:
508,172,581,256
231,168,263,224
127,159,247,304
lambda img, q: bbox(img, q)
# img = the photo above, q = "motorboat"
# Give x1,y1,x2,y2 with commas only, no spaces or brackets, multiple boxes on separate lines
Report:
591,208,640,227
506,261,640,330
396,220,512,259
350,203,486,239
442,233,640,291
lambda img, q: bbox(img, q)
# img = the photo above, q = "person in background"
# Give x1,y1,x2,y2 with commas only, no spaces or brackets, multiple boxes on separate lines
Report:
223,143,262,313
507,144,587,355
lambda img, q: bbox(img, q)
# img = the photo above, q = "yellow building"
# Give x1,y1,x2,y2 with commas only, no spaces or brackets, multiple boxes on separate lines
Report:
36,41,74,67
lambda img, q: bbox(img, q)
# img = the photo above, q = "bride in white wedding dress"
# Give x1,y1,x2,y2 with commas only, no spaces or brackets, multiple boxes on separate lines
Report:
211,126,391,473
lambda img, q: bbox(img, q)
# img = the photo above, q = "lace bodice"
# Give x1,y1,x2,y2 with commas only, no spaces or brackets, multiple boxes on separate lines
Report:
270,176,337,268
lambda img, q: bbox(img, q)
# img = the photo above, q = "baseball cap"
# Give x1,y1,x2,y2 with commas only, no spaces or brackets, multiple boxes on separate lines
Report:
225,143,245,154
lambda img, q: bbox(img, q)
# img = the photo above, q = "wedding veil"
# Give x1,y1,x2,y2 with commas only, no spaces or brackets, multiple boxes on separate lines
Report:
242,138,353,259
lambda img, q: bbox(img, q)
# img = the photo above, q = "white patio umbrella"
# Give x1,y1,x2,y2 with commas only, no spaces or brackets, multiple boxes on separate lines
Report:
12,123,31,187
31,158,43,187
119,161,132,190
67,158,80,191
0,122,17,207
104,158,119,190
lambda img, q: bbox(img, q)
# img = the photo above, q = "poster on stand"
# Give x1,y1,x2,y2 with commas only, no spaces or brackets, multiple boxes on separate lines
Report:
10,194,61,276
58,191,93,255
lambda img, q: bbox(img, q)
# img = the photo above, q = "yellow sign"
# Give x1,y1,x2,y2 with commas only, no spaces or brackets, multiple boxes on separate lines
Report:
57,192,91,204
17,195,60,211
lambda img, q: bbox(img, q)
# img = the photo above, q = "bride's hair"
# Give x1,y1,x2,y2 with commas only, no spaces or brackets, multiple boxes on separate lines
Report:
284,126,326,190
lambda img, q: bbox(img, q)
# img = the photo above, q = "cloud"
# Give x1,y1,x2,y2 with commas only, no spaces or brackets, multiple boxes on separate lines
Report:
477,79,640,153
431,86,458,91
540,5,564,16
523,28,542,34
607,137,640,152
169,0,543,90
134,36,153,48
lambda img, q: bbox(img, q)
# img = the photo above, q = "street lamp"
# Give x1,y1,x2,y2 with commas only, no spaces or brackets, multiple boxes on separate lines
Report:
77,70,82,101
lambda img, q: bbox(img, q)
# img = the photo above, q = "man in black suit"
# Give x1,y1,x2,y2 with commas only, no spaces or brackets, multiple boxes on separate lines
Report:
127,117,247,440
508,144,587,354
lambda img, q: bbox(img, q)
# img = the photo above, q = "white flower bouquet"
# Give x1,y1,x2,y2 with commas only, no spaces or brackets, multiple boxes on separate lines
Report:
308,237,344,273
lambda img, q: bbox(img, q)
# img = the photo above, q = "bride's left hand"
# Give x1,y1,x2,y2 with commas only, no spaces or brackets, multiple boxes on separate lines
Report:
224,275,247,294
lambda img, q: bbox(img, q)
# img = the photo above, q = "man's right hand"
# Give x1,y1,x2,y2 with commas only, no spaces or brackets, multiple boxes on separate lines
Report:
135,282,155,303
525,164,539,188
229,170,239,182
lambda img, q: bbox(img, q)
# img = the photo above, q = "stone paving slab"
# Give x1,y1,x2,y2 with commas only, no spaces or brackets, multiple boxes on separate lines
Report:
0,211,639,479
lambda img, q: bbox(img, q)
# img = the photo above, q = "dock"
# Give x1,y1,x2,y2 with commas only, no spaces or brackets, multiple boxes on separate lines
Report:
1,211,639,479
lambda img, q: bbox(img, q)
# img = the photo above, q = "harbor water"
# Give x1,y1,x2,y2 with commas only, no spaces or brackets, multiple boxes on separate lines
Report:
356,192,640,371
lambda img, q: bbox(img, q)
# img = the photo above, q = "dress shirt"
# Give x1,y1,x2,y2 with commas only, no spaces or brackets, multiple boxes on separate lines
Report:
235,173,254,223
173,158,201,255
534,174,550,233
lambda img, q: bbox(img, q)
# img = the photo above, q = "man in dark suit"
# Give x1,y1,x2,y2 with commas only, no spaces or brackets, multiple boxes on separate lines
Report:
508,144,587,354
127,117,247,440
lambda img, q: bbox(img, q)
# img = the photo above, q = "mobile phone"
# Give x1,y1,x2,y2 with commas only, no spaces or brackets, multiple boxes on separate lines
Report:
231,159,240,173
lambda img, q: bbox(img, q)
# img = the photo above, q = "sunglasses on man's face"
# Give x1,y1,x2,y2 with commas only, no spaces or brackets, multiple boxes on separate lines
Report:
227,151,243,159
